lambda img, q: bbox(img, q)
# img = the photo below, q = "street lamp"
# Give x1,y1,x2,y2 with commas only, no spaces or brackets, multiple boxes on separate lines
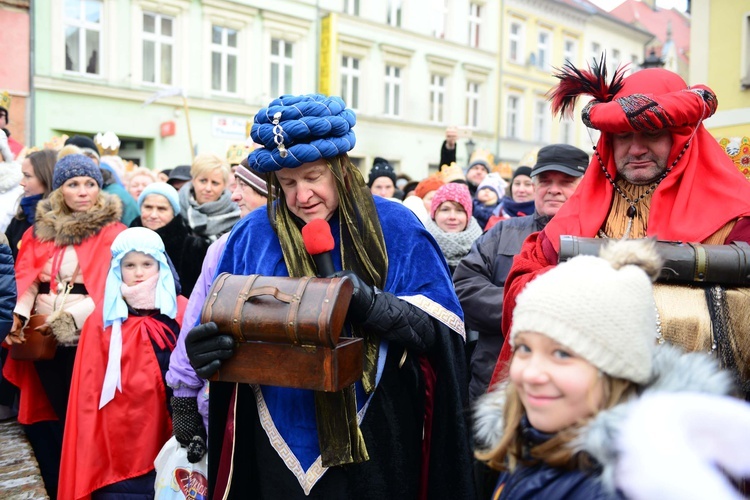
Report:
641,48,664,70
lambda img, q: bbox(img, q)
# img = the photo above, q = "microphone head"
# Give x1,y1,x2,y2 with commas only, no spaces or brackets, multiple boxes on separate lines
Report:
301,218,335,255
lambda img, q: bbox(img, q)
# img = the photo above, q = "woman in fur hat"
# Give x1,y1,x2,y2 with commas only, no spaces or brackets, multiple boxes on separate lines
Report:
3,154,126,498
426,182,483,274
473,239,738,499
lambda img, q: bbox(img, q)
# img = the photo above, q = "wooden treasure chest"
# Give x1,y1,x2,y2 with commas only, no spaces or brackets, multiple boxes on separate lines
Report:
200,273,362,392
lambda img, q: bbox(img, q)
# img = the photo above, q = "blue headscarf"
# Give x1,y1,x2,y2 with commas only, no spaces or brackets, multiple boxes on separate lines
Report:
99,227,177,408
247,94,356,172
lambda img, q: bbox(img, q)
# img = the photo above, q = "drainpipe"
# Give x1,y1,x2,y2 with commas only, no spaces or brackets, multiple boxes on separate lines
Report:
494,0,504,163
28,0,35,146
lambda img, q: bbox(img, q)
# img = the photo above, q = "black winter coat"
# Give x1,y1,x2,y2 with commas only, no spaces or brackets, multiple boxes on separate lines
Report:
493,421,618,500
453,212,549,401
130,216,208,297
5,214,30,262
0,234,16,343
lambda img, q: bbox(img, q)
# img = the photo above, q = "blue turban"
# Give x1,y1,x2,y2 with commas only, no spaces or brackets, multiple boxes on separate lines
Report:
248,94,357,173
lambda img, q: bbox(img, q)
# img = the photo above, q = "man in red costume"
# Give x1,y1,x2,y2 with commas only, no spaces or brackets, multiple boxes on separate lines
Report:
489,62,750,386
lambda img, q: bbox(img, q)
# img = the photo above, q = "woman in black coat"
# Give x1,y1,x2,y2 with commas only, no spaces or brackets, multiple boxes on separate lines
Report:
130,182,208,296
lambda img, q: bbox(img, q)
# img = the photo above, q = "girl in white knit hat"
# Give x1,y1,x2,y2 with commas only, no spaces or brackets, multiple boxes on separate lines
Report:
473,239,739,499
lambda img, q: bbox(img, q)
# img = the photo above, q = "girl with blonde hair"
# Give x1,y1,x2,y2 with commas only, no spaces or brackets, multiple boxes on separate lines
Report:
474,239,735,499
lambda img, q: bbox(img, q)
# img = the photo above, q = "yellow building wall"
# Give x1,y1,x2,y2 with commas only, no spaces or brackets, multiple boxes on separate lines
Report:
704,1,750,137
500,6,584,145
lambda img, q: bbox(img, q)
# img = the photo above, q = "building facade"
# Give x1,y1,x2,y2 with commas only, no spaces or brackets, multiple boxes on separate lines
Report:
30,0,655,179
1,0,31,148
691,0,750,139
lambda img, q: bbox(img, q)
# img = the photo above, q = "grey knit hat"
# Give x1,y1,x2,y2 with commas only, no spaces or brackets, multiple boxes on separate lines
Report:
52,154,103,190
510,239,662,384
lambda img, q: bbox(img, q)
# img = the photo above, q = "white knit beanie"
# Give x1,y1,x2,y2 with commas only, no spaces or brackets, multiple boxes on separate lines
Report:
510,239,662,384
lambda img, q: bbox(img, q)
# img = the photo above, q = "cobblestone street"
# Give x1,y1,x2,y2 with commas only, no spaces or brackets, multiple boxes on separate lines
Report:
0,420,48,499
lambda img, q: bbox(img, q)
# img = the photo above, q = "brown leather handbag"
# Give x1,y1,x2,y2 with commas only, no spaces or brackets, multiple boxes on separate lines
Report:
200,273,362,392
10,314,57,361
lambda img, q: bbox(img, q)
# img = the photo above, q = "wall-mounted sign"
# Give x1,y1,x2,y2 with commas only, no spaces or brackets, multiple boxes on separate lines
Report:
160,121,176,138
212,115,247,140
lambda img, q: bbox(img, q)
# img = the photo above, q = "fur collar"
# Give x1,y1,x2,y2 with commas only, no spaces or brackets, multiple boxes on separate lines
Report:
473,345,733,487
575,345,733,492
34,192,123,246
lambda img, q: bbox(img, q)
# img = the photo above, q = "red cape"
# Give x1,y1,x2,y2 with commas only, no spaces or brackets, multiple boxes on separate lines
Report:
2,222,125,424
487,70,750,390
8,135,23,159
59,296,187,500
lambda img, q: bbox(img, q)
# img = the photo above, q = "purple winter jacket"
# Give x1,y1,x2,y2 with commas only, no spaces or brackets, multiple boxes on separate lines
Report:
166,232,230,430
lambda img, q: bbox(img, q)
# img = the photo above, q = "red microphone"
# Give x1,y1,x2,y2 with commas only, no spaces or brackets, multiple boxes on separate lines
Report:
301,219,336,277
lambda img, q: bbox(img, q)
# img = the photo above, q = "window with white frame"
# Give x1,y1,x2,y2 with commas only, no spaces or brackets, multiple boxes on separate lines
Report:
533,99,550,143
744,14,750,86
591,42,601,65
270,38,294,97
211,25,238,94
142,12,174,86
611,49,621,72
433,0,448,38
384,65,402,117
537,29,551,70
429,74,446,124
508,21,524,64
469,3,482,48
387,0,402,27
560,118,574,144
344,0,359,15
506,94,522,139
64,0,103,74
563,37,577,66
631,54,639,75
341,55,361,111
466,81,480,128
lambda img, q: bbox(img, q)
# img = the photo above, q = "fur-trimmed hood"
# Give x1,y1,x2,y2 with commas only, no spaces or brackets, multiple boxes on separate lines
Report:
34,191,123,246
474,345,734,490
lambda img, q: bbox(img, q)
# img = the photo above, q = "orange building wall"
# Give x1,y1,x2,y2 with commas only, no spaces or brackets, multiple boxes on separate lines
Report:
0,7,30,145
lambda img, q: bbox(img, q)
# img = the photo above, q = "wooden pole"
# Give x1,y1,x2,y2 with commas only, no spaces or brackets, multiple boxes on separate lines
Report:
182,95,195,159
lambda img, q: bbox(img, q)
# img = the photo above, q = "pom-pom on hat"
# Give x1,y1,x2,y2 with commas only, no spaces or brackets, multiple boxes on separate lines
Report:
248,94,356,173
510,239,663,384
367,158,397,188
53,154,103,190
138,182,181,216
430,182,473,220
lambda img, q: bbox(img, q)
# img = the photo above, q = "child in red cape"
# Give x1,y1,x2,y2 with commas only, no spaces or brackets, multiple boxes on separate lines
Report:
59,227,188,499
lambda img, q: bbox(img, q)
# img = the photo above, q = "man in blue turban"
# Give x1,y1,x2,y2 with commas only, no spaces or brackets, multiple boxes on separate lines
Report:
183,94,475,499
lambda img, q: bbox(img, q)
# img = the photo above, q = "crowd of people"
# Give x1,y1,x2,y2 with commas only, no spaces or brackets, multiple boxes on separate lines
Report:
0,60,749,500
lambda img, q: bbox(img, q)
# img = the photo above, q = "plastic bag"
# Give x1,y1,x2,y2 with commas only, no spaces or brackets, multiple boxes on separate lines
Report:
154,436,209,500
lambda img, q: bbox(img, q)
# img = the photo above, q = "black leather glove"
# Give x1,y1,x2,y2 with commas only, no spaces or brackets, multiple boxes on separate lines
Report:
328,270,376,324
185,322,235,379
171,396,207,463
